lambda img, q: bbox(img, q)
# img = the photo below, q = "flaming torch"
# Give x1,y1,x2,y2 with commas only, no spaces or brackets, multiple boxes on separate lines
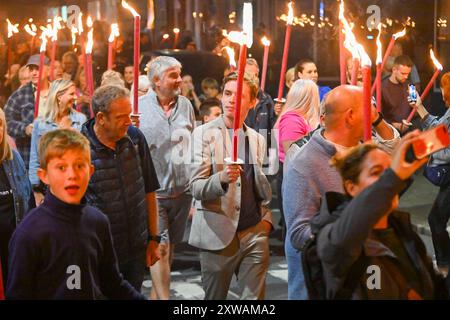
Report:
226,2,253,162
359,45,372,142
122,0,141,116
24,18,37,55
49,16,63,81
371,28,406,94
406,49,443,123
122,0,141,115
85,16,94,97
108,23,120,70
260,36,271,92
276,2,294,102
224,46,236,71
340,10,360,85
376,24,383,112
6,19,19,74
173,28,180,49
34,31,48,118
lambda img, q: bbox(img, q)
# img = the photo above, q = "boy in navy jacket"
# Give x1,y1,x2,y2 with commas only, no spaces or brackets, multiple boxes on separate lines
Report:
6,129,145,300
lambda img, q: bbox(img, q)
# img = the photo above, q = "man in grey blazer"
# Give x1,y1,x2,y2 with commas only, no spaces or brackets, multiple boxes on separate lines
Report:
189,72,273,300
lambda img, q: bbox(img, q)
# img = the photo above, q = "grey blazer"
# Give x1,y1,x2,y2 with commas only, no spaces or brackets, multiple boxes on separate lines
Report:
189,116,272,251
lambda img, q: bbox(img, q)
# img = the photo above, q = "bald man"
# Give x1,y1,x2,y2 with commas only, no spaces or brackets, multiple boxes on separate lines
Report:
282,85,400,300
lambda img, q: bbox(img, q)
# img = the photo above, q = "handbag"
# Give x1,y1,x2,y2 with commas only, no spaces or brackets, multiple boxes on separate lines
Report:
423,157,450,187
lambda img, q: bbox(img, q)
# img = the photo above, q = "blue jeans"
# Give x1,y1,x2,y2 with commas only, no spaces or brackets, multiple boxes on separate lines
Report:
285,235,308,300
119,251,146,292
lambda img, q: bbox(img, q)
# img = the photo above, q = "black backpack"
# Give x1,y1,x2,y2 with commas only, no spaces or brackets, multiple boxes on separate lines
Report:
300,194,368,300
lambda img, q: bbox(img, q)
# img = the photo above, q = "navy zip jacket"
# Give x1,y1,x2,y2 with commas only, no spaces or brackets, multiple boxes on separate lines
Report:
6,192,145,300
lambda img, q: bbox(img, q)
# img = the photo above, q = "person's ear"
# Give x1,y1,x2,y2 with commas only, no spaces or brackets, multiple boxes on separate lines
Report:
37,168,49,185
344,180,359,198
96,112,105,126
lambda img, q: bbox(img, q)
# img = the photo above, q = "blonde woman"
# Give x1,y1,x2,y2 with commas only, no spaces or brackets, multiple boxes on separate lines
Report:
29,79,87,204
0,108,34,284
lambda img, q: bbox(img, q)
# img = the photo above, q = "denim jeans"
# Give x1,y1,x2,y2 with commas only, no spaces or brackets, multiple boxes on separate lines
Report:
285,235,308,300
428,184,450,267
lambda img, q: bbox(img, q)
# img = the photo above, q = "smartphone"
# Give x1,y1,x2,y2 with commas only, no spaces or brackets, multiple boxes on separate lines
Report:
408,84,417,104
405,124,450,163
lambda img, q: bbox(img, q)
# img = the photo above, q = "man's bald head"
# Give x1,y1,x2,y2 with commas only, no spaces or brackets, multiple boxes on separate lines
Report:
322,85,363,130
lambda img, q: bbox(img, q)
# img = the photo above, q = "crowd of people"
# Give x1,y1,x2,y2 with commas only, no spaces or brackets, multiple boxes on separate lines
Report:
1,26,450,300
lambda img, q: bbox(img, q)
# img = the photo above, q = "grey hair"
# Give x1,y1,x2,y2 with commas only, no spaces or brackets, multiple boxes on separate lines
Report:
101,70,125,87
92,85,130,115
147,56,182,89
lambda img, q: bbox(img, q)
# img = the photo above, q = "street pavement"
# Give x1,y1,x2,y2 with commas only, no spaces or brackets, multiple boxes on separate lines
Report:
142,168,444,300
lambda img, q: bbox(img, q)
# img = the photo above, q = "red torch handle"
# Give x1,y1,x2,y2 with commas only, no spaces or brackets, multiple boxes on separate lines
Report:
232,44,248,162
133,16,140,116
34,52,45,118
260,45,269,92
277,25,292,100
363,66,372,142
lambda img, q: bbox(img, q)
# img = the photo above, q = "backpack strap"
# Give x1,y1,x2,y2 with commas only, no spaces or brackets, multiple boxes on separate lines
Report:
334,250,368,300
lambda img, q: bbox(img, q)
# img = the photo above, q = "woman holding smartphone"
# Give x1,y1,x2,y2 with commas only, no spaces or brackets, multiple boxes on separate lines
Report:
412,72,450,280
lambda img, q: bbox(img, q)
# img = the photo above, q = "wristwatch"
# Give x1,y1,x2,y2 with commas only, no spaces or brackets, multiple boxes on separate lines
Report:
372,112,384,127
148,235,162,243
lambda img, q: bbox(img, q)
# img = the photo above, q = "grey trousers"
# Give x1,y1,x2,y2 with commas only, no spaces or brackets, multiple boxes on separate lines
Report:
199,220,270,300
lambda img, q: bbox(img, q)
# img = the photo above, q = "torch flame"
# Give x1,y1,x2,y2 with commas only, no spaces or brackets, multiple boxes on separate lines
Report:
39,30,48,53
162,34,170,40
287,2,294,25
87,16,93,28
243,2,253,48
173,28,180,34
376,23,382,65
50,16,63,42
227,31,246,46
224,47,236,69
6,19,19,38
430,49,443,71
339,0,345,21
71,26,78,46
339,7,359,61
357,44,372,68
393,28,406,40
261,36,271,47
86,16,94,54
77,12,84,35
25,24,37,37
108,23,120,43
122,0,140,18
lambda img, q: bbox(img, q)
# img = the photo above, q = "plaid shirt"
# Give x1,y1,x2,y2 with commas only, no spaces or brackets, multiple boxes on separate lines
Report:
4,82,35,169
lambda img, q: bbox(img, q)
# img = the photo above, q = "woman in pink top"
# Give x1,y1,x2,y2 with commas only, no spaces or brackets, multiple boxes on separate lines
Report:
274,79,320,240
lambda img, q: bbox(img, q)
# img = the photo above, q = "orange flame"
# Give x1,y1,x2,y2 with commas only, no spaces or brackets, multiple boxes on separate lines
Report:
376,24,382,65
224,46,236,68
393,28,406,40
173,28,180,34
243,2,253,47
261,36,271,47
71,26,78,46
122,0,140,17
430,49,443,71
86,16,94,54
77,12,84,35
286,2,294,25
6,19,19,38
109,23,120,43
39,30,48,52
162,34,170,40
227,31,246,46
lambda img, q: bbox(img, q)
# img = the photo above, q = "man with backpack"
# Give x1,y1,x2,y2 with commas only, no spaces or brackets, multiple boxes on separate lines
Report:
282,85,399,299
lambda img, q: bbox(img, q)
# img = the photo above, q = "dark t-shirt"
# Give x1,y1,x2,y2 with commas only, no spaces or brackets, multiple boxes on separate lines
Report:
0,164,15,281
381,79,411,124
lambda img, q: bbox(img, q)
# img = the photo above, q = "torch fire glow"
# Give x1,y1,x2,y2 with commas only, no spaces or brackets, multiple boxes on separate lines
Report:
173,28,180,49
6,19,19,73
34,31,48,118
406,49,443,122
122,0,141,116
260,36,271,92
108,23,120,70
224,46,236,71
340,11,360,86
376,24,382,112
277,1,294,101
